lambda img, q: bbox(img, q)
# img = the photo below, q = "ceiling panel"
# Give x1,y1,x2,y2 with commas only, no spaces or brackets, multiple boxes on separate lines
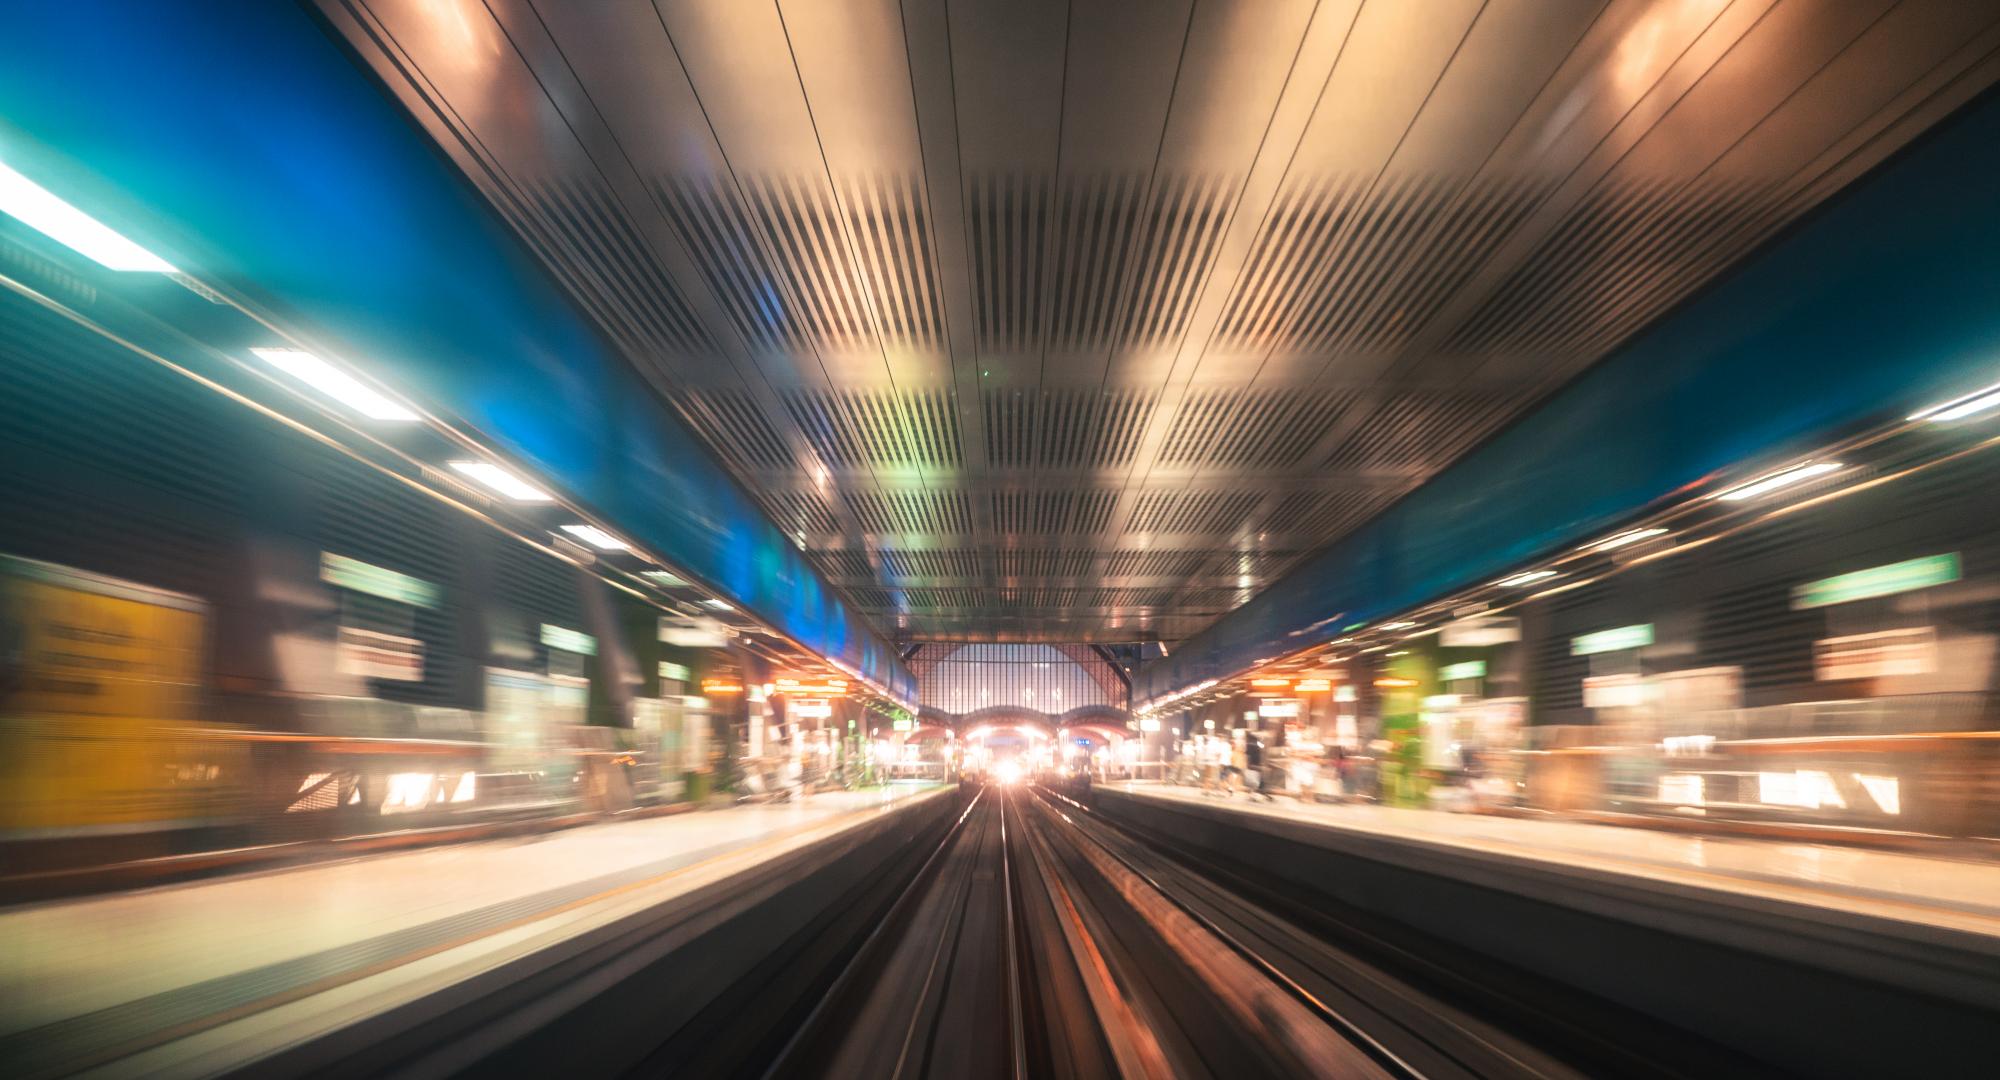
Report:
325,0,2000,642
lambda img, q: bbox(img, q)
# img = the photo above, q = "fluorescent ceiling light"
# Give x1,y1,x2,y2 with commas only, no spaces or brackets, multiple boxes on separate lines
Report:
1717,462,1841,502
560,524,627,551
448,460,553,502
1378,621,1414,631
1908,381,2000,423
250,347,418,421
0,160,176,271
1496,570,1558,588
643,570,688,587
1588,527,1668,553
702,598,733,611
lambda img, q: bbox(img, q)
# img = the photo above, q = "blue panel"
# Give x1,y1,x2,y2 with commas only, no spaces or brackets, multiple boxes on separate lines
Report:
1139,90,2000,704
0,1,914,701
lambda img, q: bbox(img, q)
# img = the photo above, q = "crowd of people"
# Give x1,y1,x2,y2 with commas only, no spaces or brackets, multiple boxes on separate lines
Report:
1174,729,1365,803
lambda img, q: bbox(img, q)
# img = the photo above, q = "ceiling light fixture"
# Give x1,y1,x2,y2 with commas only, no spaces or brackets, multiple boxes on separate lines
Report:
1495,570,1558,588
0,160,176,271
643,570,688,587
1908,380,2000,423
1717,461,1841,502
702,598,733,611
1378,621,1414,631
560,524,627,551
448,460,553,502
1587,527,1668,553
250,347,418,421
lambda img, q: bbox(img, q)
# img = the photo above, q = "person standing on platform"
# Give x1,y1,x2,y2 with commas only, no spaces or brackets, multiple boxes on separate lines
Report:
1245,732,1274,802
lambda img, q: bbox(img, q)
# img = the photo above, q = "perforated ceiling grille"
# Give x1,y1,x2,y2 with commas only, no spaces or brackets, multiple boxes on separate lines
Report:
784,389,962,471
655,175,942,353
838,175,945,351
849,491,972,536
761,490,841,536
1444,177,1786,361
971,173,1232,352
968,174,1050,353
902,587,981,610
348,1,2000,642
984,389,1154,471
1048,174,1233,350
1322,392,1520,472
814,549,875,578
1262,488,1405,539
879,548,983,579
1127,491,1263,536
682,388,793,471
996,549,1093,579
990,490,1116,535
1104,549,1212,578
517,177,715,361
1213,176,1546,357
1202,550,1302,580
1159,389,1357,469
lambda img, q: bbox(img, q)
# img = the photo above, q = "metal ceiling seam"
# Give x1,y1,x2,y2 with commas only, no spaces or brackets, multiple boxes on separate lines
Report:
911,0,1000,594
1226,1,1492,407
451,4,912,688
1031,0,1076,389
1136,82,2000,701
1296,0,1611,388
1389,0,1773,382
443,0,890,616
1784,17,2000,205
643,0,904,606
1449,0,1902,390
1093,0,1360,625
1087,0,1199,402
1060,0,1197,592
770,1,936,509
1472,0,1904,372
475,7,767,397
1107,0,1367,625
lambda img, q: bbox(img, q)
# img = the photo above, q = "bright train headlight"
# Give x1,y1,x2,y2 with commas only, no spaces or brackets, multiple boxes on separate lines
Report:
995,760,1022,785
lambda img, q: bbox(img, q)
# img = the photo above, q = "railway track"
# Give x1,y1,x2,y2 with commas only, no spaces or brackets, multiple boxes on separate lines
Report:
768,781,1616,1080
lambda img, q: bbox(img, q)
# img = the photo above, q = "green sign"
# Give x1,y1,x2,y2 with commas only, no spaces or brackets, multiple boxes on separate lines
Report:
1793,553,1960,610
540,623,597,656
320,552,440,608
658,661,691,682
1571,624,1654,656
1439,660,1487,682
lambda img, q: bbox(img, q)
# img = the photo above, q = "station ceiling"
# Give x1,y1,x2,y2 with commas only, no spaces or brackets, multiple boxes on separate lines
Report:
323,0,2000,643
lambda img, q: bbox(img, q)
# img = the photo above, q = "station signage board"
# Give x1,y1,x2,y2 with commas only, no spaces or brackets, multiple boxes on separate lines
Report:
320,552,440,608
1440,616,1519,647
1439,660,1487,682
1792,553,1960,610
1571,623,1654,656
1814,628,1937,680
336,625,424,681
659,615,729,648
540,623,597,656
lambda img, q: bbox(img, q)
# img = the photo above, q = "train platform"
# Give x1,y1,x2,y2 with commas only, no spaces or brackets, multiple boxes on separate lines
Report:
1105,781,2000,940
0,783,948,1079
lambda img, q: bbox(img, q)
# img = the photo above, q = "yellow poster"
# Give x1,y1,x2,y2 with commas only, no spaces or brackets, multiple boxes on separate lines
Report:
1,556,232,834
